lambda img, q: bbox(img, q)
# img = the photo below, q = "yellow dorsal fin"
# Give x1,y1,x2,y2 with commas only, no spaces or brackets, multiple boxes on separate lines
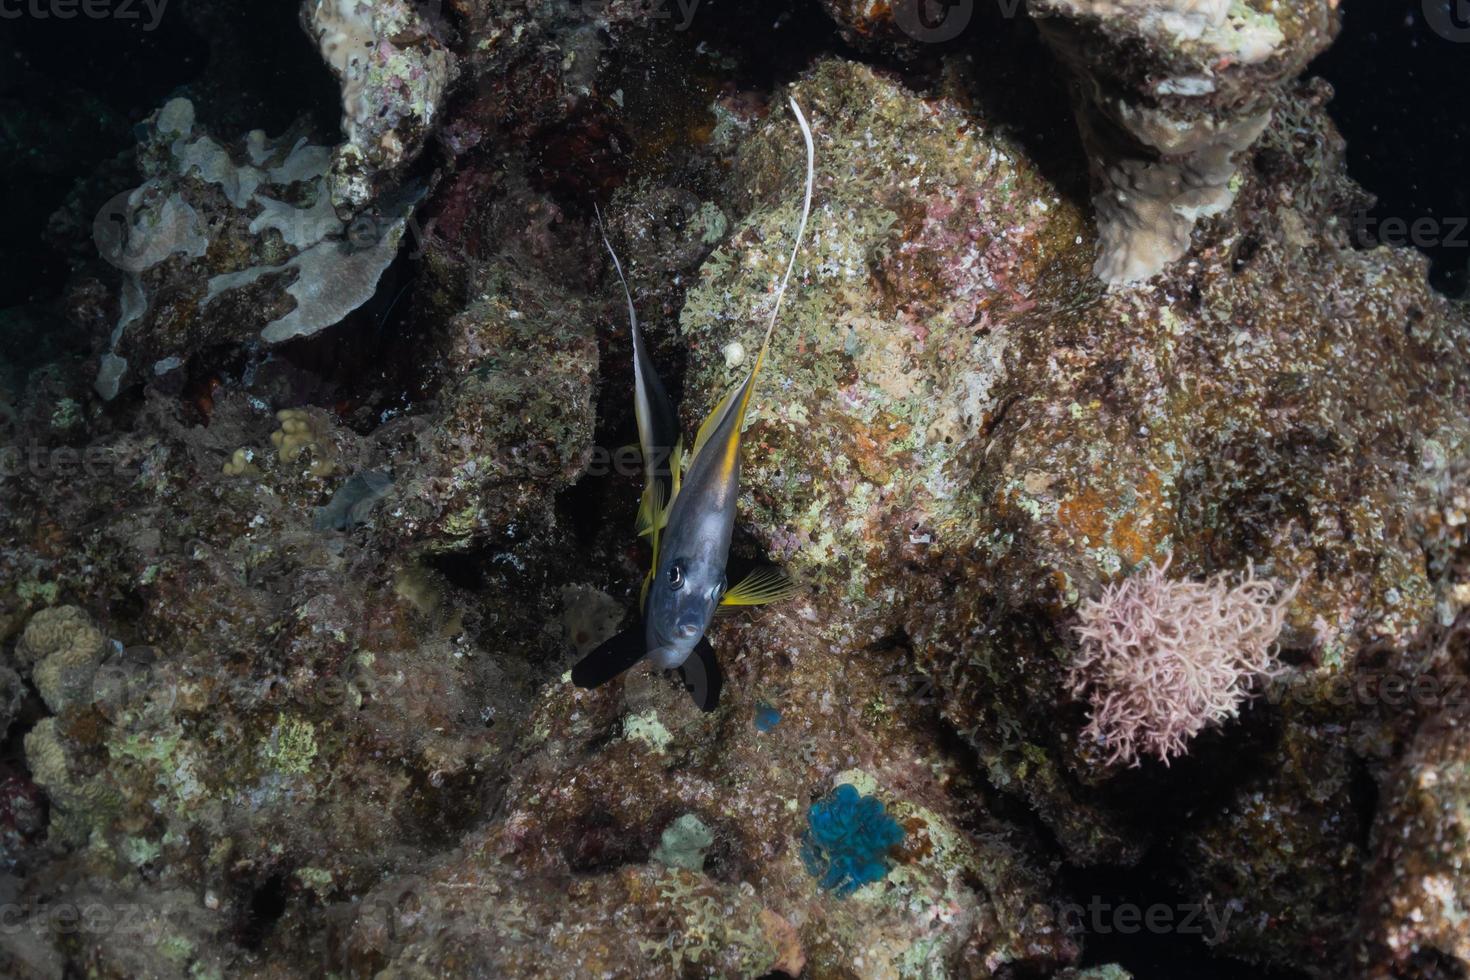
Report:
720,566,799,606
691,384,742,459
670,436,684,500
644,475,668,606
654,437,685,526
686,98,816,475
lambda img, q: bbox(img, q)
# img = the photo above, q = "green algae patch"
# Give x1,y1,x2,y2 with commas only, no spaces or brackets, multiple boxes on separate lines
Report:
623,710,673,754
262,715,319,776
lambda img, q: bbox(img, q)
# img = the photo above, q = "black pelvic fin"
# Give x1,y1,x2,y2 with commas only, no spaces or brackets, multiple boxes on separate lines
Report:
571,626,647,689
677,638,723,712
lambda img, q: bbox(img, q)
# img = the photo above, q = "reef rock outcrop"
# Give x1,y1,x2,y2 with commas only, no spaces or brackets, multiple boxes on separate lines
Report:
678,59,1470,947
303,0,454,211
85,98,413,400
1030,0,1340,284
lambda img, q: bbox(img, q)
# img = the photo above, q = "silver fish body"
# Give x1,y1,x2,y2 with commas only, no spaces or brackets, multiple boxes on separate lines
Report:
642,372,754,668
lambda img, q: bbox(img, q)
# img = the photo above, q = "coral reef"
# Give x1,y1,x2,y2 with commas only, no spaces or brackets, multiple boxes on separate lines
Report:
303,0,454,211
678,60,1470,882
83,98,413,400
320,605,1079,976
1,2,1467,977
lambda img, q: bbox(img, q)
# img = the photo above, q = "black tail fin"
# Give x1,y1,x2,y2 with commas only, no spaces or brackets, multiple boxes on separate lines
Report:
677,638,723,712
571,627,647,689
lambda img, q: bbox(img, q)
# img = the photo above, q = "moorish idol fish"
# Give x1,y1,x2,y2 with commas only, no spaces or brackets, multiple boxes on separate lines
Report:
573,97,816,711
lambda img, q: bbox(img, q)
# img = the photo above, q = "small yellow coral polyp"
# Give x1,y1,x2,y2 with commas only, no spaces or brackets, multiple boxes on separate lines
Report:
269,409,336,477
221,448,261,478
271,410,313,461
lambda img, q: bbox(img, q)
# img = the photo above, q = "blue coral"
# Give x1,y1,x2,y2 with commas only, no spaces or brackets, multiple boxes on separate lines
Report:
754,701,782,732
800,784,905,896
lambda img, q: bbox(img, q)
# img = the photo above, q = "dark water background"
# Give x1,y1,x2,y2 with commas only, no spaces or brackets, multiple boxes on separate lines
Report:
1313,0,1470,297
3,0,1466,307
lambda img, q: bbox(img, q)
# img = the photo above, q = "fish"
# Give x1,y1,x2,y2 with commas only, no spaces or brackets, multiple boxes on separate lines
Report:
573,97,816,711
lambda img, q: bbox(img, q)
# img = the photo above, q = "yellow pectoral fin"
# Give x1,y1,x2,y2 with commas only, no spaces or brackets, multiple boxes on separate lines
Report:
635,491,656,538
720,567,799,607
640,568,653,614
635,479,666,538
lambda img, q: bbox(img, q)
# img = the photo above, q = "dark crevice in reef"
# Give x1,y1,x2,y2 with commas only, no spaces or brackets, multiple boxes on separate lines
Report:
235,872,290,950
1050,694,1362,979
402,764,488,852
1349,753,1381,853
504,1,851,217
861,628,1080,875
0,676,50,877
564,808,653,874
1058,703,1311,975
172,0,342,139
1098,700,1289,834
556,463,620,553
171,251,435,434
260,259,435,433
1060,861,1311,980
950,1,1093,211
425,548,492,594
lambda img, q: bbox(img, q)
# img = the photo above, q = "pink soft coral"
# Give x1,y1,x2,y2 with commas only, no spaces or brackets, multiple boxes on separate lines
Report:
1069,556,1297,767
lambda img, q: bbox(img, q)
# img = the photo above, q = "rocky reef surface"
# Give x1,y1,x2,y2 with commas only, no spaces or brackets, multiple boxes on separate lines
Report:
3,1,1469,978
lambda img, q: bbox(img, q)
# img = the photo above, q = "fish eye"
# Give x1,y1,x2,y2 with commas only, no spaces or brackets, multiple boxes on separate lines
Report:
668,563,685,590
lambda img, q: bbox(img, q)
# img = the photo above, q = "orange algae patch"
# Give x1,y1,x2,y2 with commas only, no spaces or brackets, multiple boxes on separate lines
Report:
1057,487,1108,543
894,815,934,863
1056,470,1173,564
1112,470,1171,565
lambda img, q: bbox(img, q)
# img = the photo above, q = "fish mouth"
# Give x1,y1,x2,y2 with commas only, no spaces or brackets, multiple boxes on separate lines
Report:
676,623,701,639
